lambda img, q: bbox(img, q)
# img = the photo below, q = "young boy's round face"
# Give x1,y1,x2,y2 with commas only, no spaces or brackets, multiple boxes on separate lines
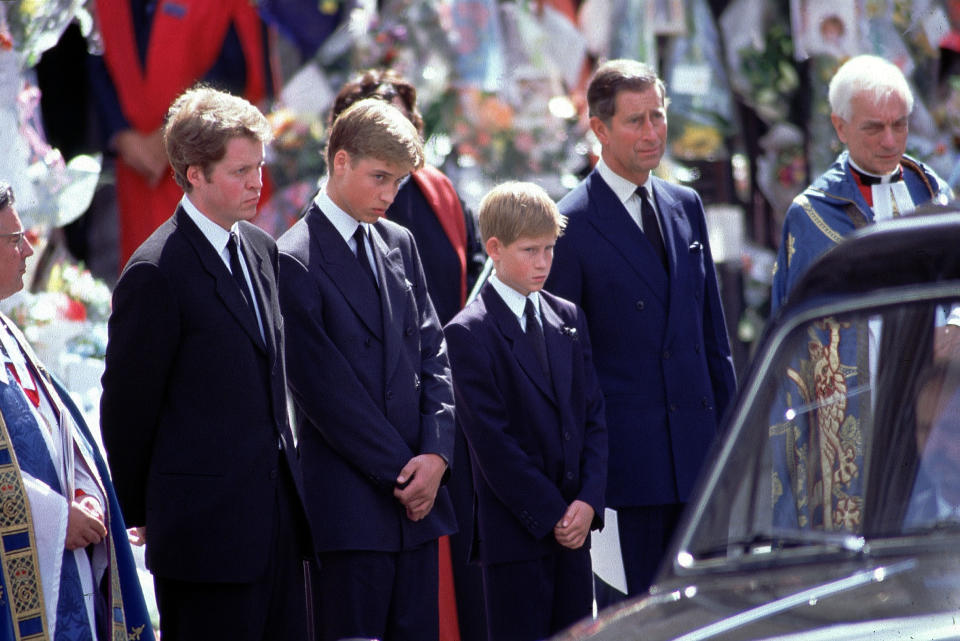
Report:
487,233,557,296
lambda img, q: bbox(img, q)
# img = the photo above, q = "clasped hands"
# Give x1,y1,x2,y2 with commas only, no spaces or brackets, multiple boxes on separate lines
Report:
394,453,447,522
66,495,107,551
554,500,593,550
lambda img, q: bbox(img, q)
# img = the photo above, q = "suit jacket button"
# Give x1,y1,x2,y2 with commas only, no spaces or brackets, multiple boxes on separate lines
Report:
404,327,414,336
695,344,702,354
386,390,394,400
669,403,677,413
269,469,279,480
566,471,574,480
564,432,572,441
663,349,671,360
702,397,710,409
635,300,645,311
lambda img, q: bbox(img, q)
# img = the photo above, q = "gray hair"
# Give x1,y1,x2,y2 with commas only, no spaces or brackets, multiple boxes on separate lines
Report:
828,55,914,121
0,182,13,211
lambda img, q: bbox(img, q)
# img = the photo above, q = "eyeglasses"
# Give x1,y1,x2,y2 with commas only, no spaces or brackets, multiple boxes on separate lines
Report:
0,230,27,247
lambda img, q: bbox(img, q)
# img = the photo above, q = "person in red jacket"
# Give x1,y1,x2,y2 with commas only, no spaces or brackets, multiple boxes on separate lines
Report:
89,0,271,271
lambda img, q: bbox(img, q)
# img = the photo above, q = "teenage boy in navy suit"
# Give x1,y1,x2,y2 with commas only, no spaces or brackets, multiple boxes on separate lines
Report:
444,182,607,641
277,98,456,641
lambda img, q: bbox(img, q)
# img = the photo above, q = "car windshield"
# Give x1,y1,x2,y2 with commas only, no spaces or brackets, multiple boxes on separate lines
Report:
683,291,960,563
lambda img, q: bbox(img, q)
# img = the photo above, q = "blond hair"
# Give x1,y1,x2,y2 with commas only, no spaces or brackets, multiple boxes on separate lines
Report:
478,181,566,246
325,98,424,171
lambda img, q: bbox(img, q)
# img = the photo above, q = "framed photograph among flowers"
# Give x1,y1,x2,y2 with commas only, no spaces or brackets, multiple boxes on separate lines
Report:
791,0,859,60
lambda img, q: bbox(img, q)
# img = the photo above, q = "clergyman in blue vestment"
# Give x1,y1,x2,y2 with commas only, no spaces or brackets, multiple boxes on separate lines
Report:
0,182,152,641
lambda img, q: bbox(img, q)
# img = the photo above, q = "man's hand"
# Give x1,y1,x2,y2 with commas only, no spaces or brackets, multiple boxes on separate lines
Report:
393,454,447,522
115,129,168,186
554,500,594,550
66,497,107,551
127,526,147,547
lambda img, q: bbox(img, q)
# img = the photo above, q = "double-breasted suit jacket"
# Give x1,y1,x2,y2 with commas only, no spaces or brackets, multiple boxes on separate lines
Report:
444,285,607,565
100,207,306,582
546,171,737,508
277,203,457,553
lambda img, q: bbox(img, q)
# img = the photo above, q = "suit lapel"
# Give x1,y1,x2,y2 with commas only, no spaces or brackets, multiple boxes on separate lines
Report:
176,209,266,352
650,177,685,277
370,227,408,380
305,206,384,340
481,285,556,404
651,179,697,345
238,225,276,362
585,171,668,305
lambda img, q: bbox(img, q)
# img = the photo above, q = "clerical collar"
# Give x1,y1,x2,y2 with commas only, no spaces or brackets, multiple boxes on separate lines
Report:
848,159,902,186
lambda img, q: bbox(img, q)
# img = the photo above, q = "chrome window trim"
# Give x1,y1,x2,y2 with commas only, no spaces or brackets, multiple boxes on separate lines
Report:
672,281,960,573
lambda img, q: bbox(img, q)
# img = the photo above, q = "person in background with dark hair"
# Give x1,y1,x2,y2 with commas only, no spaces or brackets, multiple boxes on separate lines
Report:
100,86,313,640
546,58,736,604
0,182,153,640
330,67,487,641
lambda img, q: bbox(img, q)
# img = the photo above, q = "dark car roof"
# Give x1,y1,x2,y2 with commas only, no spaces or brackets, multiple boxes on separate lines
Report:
781,206,960,312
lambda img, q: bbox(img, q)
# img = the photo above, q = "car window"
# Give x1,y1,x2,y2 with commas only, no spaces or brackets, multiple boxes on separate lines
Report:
683,296,960,563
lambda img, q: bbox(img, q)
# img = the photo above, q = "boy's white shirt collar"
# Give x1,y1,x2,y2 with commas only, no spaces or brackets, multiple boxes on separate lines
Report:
315,187,370,244
489,273,542,329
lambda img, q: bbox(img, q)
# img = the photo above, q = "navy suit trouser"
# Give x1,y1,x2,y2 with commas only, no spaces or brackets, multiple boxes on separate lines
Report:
314,540,439,641
618,503,685,597
481,546,592,641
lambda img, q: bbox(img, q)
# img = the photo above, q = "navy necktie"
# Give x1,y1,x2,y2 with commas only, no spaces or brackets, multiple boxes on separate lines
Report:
354,225,378,289
524,298,550,378
637,186,667,269
227,232,258,319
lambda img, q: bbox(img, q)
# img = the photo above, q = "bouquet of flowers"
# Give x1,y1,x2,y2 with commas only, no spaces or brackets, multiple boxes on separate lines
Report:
0,259,111,419
0,1,101,232
3,259,110,358
720,0,800,125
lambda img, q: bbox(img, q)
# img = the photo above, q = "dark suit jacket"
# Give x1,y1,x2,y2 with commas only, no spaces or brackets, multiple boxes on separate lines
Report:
444,284,607,565
545,170,736,508
100,207,304,582
387,177,484,325
277,203,457,553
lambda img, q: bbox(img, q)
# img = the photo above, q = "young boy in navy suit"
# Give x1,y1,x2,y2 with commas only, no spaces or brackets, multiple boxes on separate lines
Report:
444,182,608,641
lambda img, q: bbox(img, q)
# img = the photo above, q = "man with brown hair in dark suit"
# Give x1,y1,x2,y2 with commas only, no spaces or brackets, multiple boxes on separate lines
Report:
100,86,313,640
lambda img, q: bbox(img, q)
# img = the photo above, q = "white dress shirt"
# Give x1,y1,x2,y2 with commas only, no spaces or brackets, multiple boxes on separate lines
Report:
488,273,543,332
181,196,265,339
595,156,665,238
314,189,379,286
